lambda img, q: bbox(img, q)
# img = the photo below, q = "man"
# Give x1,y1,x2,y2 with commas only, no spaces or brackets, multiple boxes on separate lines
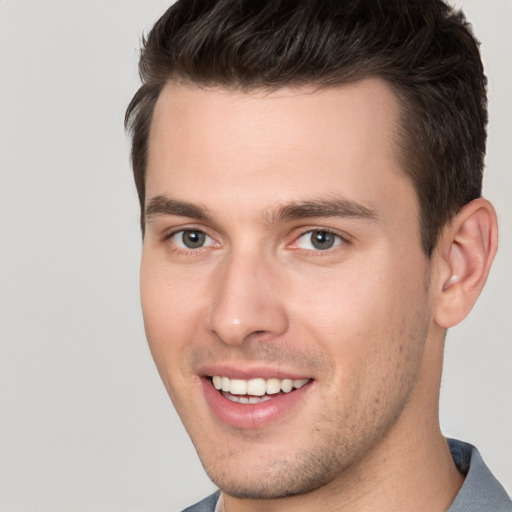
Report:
125,0,511,510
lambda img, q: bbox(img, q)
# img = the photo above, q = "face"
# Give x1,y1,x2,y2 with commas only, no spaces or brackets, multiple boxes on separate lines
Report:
141,79,437,499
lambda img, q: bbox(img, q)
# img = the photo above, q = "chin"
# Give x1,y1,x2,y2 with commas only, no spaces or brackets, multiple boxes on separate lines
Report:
207,473,327,500
199,447,349,500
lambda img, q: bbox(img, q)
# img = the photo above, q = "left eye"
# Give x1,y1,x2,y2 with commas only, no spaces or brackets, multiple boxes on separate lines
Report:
170,229,215,249
295,230,343,251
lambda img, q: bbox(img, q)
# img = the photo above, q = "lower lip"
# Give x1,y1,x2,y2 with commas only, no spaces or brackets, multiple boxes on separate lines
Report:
201,378,312,430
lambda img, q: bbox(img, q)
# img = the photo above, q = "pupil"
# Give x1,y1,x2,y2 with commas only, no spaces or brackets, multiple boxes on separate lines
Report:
183,230,205,248
311,231,335,250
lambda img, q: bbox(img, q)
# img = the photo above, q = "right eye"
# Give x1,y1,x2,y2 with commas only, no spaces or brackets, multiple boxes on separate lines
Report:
169,229,216,250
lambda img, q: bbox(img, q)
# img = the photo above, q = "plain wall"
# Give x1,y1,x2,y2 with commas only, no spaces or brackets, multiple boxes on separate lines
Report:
0,1,510,510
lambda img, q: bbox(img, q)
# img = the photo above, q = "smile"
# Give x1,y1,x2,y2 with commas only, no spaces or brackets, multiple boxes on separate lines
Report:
201,373,313,428
211,376,310,397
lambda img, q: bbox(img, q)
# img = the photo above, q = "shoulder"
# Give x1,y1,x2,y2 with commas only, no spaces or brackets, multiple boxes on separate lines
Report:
180,491,221,512
448,439,511,512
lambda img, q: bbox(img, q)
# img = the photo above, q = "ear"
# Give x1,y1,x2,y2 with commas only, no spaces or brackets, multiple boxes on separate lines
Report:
433,198,498,328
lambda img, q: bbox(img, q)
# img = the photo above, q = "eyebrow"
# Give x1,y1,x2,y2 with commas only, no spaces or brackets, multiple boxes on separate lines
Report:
144,195,378,224
145,196,210,221
273,198,378,223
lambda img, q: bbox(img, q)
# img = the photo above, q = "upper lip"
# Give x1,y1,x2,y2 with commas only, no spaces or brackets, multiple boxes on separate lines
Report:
197,363,312,381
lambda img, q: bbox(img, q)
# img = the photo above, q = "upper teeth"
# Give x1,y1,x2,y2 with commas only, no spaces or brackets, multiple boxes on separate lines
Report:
212,376,309,396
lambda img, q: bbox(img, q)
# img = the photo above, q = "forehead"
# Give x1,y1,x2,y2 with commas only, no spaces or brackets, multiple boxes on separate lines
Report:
148,79,400,161
146,78,416,223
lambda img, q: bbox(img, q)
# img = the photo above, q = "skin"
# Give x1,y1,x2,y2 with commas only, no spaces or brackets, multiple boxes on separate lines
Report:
140,79,496,511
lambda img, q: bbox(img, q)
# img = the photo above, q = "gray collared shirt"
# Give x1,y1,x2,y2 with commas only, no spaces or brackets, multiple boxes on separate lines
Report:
447,438,511,511
183,439,511,512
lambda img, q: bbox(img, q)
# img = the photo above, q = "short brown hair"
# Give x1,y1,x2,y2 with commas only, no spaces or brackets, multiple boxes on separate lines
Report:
125,0,487,256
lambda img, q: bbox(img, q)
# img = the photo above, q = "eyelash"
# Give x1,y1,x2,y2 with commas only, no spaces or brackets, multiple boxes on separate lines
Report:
291,228,348,254
162,227,349,254
162,228,218,254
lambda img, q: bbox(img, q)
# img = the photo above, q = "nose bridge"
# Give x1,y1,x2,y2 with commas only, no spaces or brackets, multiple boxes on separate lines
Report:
207,247,288,345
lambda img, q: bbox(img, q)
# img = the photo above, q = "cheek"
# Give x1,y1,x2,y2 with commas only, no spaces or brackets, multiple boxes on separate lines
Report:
139,256,205,380
141,249,208,324
139,261,209,425
298,266,430,436
290,254,431,372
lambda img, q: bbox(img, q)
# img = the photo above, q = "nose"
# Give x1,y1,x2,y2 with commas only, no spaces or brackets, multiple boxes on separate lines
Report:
206,251,289,346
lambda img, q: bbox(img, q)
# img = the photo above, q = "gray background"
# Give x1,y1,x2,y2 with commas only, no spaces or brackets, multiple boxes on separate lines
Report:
0,1,510,510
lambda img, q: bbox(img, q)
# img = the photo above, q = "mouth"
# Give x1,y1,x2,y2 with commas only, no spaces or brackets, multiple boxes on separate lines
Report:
211,375,310,404
201,373,313,429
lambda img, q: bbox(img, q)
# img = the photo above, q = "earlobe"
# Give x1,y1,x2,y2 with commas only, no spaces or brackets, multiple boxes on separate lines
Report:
434,198,498,329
